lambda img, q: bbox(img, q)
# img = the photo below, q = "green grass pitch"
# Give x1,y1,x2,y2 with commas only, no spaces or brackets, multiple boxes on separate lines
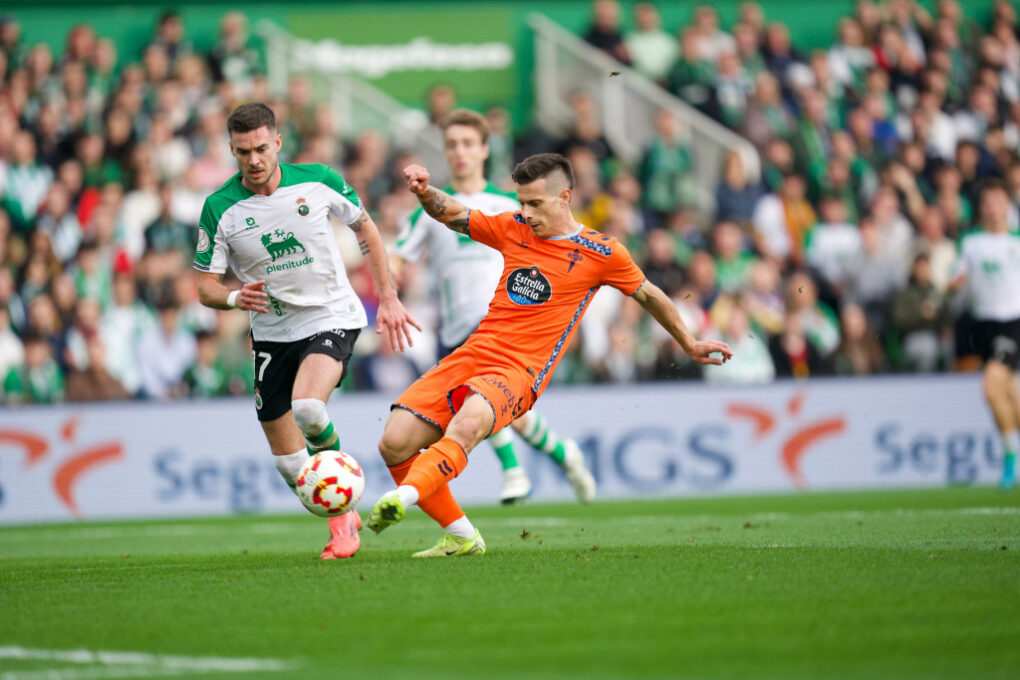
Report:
1,487,1018,679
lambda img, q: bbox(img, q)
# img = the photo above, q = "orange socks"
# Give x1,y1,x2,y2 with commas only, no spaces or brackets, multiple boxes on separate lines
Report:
387,445,466,527
401,437,468,499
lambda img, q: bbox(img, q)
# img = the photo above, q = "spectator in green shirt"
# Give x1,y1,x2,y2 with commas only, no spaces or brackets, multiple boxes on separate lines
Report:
4,331,64,405
638,109,695,221
184,330,230,398
667,28,715,114
713,221,755,293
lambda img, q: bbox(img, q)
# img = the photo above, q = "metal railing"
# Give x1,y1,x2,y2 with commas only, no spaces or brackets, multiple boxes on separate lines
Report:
256,21,446,182
529,13,760,214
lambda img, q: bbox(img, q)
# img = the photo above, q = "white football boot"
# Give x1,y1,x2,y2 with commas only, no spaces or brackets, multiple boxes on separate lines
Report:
562,440,596,503
499,466,533,505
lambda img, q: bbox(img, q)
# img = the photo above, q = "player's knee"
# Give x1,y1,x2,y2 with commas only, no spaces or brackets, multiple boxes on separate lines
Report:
378,427,411,466
447,411,491,449
291,398,328,436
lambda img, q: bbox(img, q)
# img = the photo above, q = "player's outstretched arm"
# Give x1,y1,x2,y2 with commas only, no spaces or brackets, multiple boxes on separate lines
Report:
403,164,470,234
197,272,269,313
349,211,422,352
631,281,733,366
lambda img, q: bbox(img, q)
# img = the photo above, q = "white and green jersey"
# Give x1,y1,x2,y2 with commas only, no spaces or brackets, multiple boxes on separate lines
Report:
193,163,368,342
393,182,519,347
954,227,1020,321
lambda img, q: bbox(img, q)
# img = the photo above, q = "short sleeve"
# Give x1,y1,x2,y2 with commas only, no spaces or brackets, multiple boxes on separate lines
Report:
601,241,646,295
393,207,430,262
194,198,229,274
320,165,364,225
467,210,519,251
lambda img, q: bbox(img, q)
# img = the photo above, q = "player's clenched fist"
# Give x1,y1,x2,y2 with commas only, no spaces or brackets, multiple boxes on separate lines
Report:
403,165,430,195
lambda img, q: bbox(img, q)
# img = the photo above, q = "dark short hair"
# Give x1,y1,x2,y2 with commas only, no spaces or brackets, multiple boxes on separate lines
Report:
441,109,489,143
227,103,277,135
158,10,180,26
511,153,575,189
22,330,48,346
979,177,1009,199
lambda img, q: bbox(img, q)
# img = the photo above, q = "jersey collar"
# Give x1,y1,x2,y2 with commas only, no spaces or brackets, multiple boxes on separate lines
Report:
543,224,584,240
236,163,286,197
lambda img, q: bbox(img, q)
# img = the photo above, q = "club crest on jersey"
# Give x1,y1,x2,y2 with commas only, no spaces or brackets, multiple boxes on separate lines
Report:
567,248,583,273
297,197,309,216
507,266,552,306
261,229,306,262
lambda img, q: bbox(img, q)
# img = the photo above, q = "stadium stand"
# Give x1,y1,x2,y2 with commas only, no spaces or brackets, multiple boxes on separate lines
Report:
0,1,1018,404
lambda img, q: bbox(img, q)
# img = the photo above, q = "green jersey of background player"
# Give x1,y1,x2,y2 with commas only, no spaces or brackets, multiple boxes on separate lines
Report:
390,108,596,506
194,102,420,559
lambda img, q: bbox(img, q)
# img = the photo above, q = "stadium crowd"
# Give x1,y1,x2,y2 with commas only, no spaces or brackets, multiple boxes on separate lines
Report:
0,0,1018,404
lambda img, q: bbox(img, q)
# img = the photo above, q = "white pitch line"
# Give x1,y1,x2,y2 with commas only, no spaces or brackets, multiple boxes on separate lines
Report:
1,506,1017,543
0,647,292,679
1,666,191,680
476,517,576,528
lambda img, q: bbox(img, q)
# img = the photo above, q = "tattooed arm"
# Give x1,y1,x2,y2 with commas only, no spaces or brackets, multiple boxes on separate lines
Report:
402,164,471,234
349,210,422,351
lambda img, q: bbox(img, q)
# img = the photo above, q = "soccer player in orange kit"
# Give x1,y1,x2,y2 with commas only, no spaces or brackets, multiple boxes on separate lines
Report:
367,153,733,556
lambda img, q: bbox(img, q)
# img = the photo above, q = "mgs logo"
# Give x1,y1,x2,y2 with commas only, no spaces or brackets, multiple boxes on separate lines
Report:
507,266,552,306
261,229,306,262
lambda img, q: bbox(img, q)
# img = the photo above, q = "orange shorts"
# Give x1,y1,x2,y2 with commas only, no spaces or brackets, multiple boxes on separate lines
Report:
393,346,537,436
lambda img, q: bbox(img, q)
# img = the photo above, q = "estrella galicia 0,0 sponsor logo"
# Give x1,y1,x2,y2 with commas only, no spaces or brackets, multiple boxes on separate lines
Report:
506,266,552,305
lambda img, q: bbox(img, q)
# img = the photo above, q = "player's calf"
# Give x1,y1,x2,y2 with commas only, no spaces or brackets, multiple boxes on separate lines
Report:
292,398,340,453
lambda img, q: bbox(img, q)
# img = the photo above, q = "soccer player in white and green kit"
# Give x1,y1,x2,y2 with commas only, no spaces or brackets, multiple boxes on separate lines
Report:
391,109,595,505
194,103,420,558
951,179,1020,489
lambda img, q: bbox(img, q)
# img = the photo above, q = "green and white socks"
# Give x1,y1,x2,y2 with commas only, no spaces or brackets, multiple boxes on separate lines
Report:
274,399,340,493
489,426,520,470
305,422,340,453
292,398,341,454
517,411,567,465
274,449,308,491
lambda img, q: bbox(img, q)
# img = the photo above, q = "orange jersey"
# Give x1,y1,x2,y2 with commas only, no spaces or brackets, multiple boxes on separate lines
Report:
460,210,645,395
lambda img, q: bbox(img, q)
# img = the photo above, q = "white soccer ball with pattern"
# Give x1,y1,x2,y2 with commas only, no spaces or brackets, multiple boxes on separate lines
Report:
295,451,365,518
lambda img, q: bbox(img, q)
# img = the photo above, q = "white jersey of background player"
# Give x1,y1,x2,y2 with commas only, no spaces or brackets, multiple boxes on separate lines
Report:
394,182,516,350
195,103,419,560
950,180,1020,490
389,108,595,505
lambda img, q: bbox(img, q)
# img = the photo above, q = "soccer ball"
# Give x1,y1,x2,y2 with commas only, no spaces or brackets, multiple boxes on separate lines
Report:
295,451,365,518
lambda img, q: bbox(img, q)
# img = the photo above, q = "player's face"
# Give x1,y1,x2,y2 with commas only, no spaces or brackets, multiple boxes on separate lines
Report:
517,177,570,238
444,125,488,181
980,188,1010,229
230,126,282,188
